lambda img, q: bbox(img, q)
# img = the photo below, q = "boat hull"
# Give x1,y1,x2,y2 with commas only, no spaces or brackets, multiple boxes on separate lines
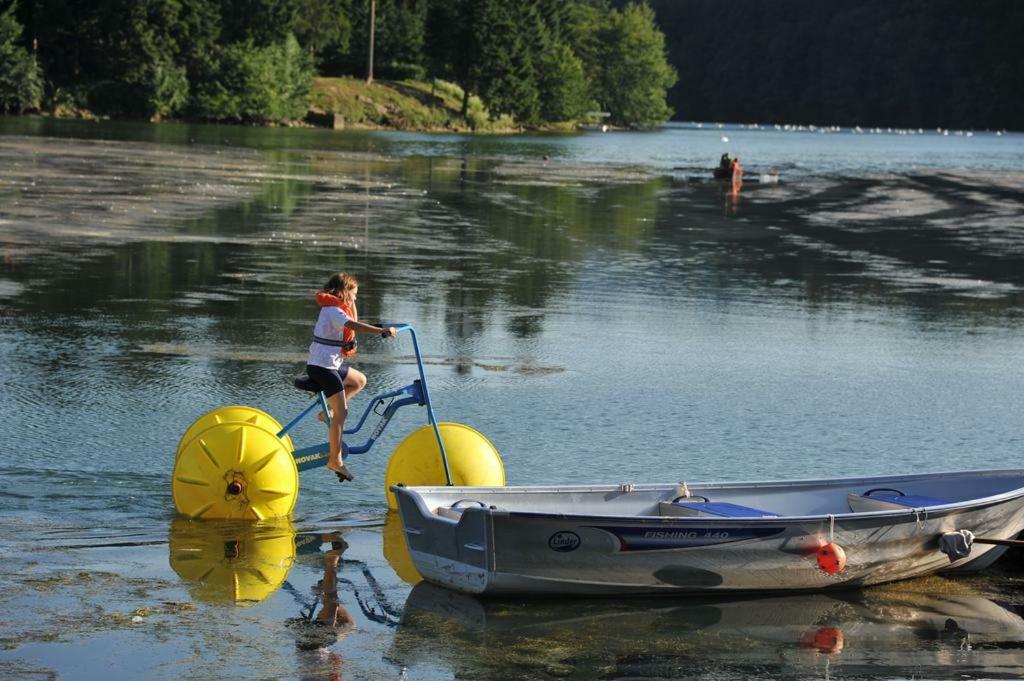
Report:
394,470,1024,596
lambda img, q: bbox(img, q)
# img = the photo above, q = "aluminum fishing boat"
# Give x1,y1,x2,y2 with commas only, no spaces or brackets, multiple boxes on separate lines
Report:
392,469,1024,596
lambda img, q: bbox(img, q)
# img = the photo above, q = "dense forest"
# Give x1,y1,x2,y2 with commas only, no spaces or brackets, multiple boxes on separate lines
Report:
4,0,1017,131
0,0,676,128
649,0,1024,130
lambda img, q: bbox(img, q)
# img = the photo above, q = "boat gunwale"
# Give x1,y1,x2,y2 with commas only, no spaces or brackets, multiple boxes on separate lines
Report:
392,467,1024,525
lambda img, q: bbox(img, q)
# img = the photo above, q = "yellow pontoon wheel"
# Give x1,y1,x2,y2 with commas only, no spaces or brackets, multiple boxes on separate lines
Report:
176,405,293,460
173,421,298,520
383,511,422,585
168,518,296,605
384,422,505,510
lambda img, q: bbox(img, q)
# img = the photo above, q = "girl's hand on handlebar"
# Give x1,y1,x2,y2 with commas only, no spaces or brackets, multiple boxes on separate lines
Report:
381,326,397,338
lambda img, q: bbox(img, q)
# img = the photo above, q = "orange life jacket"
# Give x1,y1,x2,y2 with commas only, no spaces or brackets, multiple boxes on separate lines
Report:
315,291,357,357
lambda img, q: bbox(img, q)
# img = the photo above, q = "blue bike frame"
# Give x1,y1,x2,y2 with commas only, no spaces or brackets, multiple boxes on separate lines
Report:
275,324,453,485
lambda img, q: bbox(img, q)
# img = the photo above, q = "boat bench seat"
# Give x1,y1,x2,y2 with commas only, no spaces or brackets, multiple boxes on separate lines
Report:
847,491,951,513
435,506,465,520
658,500,779,518
435,499,495,520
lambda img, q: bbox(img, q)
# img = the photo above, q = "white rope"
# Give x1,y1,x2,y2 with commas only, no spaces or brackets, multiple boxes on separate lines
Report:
828,514,836,544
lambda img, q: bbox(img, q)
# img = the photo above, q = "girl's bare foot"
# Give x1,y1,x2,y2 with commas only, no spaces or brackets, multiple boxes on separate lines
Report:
327,461,354,482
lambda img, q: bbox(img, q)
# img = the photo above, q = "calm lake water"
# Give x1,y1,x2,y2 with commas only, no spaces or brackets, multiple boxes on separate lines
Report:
1,116,1023,680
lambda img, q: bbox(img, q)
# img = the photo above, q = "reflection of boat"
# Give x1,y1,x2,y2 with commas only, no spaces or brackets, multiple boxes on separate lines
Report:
736,172,779,184
393,469,1024,595
672,166,780,184
681,172,781,184
392,581,1024,679
168,518,296,605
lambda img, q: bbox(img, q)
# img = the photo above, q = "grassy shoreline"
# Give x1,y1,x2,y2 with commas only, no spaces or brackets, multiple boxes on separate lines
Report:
309,76,582,133
310,77,488,132
27,76,583,134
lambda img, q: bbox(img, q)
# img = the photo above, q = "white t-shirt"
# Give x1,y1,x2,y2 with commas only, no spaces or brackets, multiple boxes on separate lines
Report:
308,306,351,370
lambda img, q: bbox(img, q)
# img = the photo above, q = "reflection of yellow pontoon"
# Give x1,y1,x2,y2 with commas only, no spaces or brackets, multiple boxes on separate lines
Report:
168,518,296,605
171,324,504,519
383,512,422,586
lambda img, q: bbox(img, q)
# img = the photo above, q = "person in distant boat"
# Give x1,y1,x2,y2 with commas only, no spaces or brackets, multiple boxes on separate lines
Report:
715,153,732,179
308,273,396,482
730,157,743,192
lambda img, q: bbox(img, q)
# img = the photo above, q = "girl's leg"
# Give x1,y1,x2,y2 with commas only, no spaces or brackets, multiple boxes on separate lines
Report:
343,368,367,402
318,367,366,422
326,390,351,478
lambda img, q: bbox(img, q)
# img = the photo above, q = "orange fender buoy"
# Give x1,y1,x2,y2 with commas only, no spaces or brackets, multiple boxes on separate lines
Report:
816,543,847,574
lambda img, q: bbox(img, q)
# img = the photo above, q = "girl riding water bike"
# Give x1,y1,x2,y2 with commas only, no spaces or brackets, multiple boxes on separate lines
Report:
307,273,396,482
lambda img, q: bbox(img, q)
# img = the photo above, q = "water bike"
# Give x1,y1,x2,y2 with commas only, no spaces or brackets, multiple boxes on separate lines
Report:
171,324,505,520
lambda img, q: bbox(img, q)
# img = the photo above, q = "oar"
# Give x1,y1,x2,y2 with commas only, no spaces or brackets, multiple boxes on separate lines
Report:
938,530,1024,562
971,536,1024,547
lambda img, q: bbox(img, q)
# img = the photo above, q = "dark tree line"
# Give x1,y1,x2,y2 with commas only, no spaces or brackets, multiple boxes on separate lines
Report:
649,0,1024,130
0,0,676,127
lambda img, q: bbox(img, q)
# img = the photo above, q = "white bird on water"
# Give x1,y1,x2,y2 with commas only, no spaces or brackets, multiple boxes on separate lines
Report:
721,135,729,142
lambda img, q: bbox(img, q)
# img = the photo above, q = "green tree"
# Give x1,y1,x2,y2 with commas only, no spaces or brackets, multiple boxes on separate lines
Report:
0,1,42,112
192,33,313,123
596,2,676,126
341,0,426,79
292,0,351,72
536,41,592,121
564,0,607,102
473,1,539,125
100,1,191,118
424,0,475,112
219,0,301,45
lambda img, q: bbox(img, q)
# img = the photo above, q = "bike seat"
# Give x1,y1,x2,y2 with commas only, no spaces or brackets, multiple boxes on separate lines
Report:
293,374,320,393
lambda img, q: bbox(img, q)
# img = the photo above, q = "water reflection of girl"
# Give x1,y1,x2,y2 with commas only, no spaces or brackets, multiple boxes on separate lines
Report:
289,541,356,679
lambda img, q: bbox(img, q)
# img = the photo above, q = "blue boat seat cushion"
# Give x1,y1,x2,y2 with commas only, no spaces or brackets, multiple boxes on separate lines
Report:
864,493,950,507
659,499,778,518
847,490,951,513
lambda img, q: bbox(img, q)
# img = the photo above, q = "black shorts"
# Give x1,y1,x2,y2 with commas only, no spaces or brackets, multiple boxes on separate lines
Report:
306,364,350,398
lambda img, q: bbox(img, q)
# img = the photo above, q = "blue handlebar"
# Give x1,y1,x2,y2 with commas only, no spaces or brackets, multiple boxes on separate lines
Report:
388,324,452,486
